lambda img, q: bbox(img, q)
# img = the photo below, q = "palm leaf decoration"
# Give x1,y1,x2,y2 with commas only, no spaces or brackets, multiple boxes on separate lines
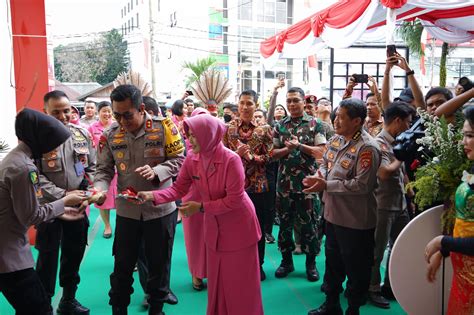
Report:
191,69,232,107
113,70,153,96
0,139,9,153
397,19,424,57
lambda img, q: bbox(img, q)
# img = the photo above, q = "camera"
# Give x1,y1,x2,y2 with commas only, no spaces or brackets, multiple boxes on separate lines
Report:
393,118,426,162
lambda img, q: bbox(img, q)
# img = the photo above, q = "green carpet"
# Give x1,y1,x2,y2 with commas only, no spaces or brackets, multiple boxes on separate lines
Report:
0,208,407,314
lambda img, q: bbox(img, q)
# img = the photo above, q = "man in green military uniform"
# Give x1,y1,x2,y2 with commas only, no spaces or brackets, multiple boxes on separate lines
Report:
272,87,326,282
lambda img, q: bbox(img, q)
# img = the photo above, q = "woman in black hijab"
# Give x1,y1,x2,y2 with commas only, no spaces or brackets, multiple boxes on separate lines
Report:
0,109,87,315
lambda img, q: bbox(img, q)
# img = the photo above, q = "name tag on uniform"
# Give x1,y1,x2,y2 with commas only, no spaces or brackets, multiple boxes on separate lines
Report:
74,161,85,176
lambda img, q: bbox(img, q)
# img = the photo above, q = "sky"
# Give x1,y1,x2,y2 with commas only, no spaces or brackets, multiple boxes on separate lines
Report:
46,0,123,45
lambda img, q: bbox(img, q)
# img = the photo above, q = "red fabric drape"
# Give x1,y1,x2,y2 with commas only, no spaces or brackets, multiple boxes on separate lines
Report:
260,0,371,58
380,0,407,9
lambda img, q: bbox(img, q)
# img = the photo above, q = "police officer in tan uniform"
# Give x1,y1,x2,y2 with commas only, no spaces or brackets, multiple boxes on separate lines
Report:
0,109,87,315
303,98,381,315
93,84,184,315
368,102,415,309
36,91,96,315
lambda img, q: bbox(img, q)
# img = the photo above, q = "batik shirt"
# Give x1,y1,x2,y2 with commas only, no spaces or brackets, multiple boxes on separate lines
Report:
223,119,273,193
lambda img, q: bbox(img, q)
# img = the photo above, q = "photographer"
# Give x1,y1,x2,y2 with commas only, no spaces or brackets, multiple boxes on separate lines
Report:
381,53,425,111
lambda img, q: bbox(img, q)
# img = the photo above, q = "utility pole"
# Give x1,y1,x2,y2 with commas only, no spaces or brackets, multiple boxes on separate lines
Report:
148,0,157,97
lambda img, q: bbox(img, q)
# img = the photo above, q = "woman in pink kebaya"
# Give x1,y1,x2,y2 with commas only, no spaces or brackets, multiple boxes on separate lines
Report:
138,114,263,315
88,101,117,238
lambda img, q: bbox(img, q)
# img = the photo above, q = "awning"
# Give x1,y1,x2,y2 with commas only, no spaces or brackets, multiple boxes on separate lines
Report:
260,0,474,63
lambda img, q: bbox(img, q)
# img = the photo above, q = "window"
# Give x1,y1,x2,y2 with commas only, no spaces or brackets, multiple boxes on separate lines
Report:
238,0,252,20
128,20,130,33
136,13,139,28
131,0,133,11
136,0,138,5
131,17,134,29
124,6,127,16
121,9,123,18
127,3,130,13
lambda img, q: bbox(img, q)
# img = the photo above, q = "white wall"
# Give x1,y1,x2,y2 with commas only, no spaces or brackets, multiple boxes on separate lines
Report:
0,0,18,158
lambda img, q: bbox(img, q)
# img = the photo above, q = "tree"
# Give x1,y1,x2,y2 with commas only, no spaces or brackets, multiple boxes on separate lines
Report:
95,29,129,84
53,29,129,84
397,20,452,87
182,57,217,87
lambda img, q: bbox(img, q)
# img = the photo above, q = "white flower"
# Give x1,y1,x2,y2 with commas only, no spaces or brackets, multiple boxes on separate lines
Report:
432,157,440,163
461,170,474,185
417,146,424,152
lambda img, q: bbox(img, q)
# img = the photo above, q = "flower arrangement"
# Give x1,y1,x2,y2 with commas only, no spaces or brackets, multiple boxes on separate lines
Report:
407,109,471,234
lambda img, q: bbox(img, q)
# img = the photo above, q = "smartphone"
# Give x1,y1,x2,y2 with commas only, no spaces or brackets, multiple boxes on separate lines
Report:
386,45,397,57
186,90,194,96
353,74,369,84
278,73,285,80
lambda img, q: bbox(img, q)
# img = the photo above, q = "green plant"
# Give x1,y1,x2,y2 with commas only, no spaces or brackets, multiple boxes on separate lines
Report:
407,110,471,233
182,57,217,87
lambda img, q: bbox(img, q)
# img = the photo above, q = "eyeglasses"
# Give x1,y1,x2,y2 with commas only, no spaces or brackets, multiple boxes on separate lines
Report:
286,98,303,105
113,110,136,121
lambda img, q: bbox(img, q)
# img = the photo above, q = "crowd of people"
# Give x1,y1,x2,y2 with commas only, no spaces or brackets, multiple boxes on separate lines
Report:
0,53,473,315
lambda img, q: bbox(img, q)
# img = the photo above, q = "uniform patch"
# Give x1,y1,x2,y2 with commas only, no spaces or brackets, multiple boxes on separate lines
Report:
113,133,125,139
350,146,356,153
359,151,373,169
73,129,86,141
119,162,127,172
341,159,351,169
99,135,107,153
163,118,184,156
147,135,161,141
171,126,178,136
112,138,125,144
116,151,124,159
352,131,362,141
29,171,39,185
331,139,340,148
328,152,334,160
48,160,56,168
145,119,153,130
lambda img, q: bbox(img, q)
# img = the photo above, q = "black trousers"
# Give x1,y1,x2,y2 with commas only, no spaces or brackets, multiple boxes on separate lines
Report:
323,222,375,308
109,211,177,310
0,268,50,315
248,192,268,267
35,216,89,299
263,187,276,236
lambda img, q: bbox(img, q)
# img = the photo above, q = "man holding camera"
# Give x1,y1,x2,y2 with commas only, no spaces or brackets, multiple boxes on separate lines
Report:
368,102,415,309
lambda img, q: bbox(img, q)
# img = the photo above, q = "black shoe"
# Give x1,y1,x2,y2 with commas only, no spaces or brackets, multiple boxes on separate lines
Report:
164,290,178,305
345,307,360,315
369,292,390,309
112,306,127,315
308,301,343,315
57,298,90,314
275,262,294,278
260,267,266,281
142,294,149,310
265,233,275,244
381,285,396,300
149,305,165,315
192,280,207,291
306,256,320,282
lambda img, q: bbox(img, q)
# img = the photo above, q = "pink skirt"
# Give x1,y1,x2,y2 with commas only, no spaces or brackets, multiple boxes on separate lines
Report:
183,212,207,279
96,173,117,210
206,244,263,315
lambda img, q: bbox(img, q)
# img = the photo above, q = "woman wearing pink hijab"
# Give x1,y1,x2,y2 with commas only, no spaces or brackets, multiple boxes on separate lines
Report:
183,107,209,291
138,114,263,315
